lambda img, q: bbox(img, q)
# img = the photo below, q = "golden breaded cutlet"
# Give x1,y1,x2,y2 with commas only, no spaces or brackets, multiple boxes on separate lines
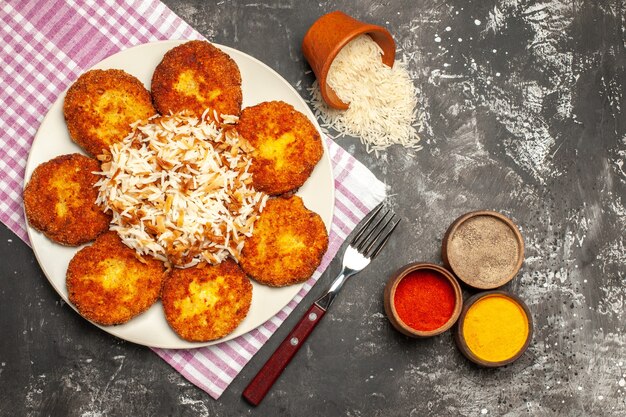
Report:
161,260,252,342
236,101,323,195
64,69,155,157
239,195,328,287
23,153,110,246
66,232,165,326
151,40,243,117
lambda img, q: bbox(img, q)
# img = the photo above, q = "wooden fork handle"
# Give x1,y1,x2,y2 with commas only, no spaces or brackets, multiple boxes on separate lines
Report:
242,303,326,406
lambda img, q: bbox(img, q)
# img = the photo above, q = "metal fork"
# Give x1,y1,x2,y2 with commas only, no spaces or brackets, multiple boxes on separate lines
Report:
243,204,400,406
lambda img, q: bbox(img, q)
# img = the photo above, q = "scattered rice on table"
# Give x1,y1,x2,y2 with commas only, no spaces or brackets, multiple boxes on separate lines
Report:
309,34,422,157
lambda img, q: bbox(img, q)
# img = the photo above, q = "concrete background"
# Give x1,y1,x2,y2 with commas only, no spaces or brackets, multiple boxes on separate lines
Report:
2,0,625,415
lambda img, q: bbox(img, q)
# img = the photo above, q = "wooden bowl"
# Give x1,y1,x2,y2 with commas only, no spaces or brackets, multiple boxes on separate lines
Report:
384,263,462,338
455,291,533,367
302,10,395,110
442,210,524,289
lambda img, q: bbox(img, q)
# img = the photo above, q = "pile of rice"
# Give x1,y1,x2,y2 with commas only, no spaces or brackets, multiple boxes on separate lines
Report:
95,110,268,268
309,34,421,156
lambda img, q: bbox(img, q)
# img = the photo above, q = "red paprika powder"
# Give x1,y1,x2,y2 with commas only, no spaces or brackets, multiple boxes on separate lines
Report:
393,270,456,331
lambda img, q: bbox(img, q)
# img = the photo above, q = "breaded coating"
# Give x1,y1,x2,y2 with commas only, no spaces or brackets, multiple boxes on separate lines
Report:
236,101,323,195
151,40,242,117
161,260,252,342
23,153,110,246
64,69,155,157
239,196,328,287
66,232,165,326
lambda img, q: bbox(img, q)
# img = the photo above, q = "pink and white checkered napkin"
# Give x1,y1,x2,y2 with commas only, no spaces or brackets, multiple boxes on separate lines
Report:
1,0,386,399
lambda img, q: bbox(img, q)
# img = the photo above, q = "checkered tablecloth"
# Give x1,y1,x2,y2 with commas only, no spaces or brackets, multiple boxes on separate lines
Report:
0,0,386,399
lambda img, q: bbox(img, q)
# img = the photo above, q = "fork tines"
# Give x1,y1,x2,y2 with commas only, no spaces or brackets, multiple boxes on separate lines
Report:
352,204,400,259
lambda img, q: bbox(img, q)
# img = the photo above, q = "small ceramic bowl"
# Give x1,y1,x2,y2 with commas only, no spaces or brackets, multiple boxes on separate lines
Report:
302,10,395,110
442,210,524,289
455,291,533,367
384,263,463,338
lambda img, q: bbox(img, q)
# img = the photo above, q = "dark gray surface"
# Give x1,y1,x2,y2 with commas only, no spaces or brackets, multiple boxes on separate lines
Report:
2,0,625,416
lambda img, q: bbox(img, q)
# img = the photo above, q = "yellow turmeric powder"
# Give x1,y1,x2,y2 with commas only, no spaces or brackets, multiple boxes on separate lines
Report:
462,294,529,362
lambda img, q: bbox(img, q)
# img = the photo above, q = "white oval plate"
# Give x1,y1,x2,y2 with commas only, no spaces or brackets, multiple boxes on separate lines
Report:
24,40,335,349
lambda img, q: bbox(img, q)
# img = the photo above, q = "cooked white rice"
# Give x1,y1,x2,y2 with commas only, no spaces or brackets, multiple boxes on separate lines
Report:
95,110,268,268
